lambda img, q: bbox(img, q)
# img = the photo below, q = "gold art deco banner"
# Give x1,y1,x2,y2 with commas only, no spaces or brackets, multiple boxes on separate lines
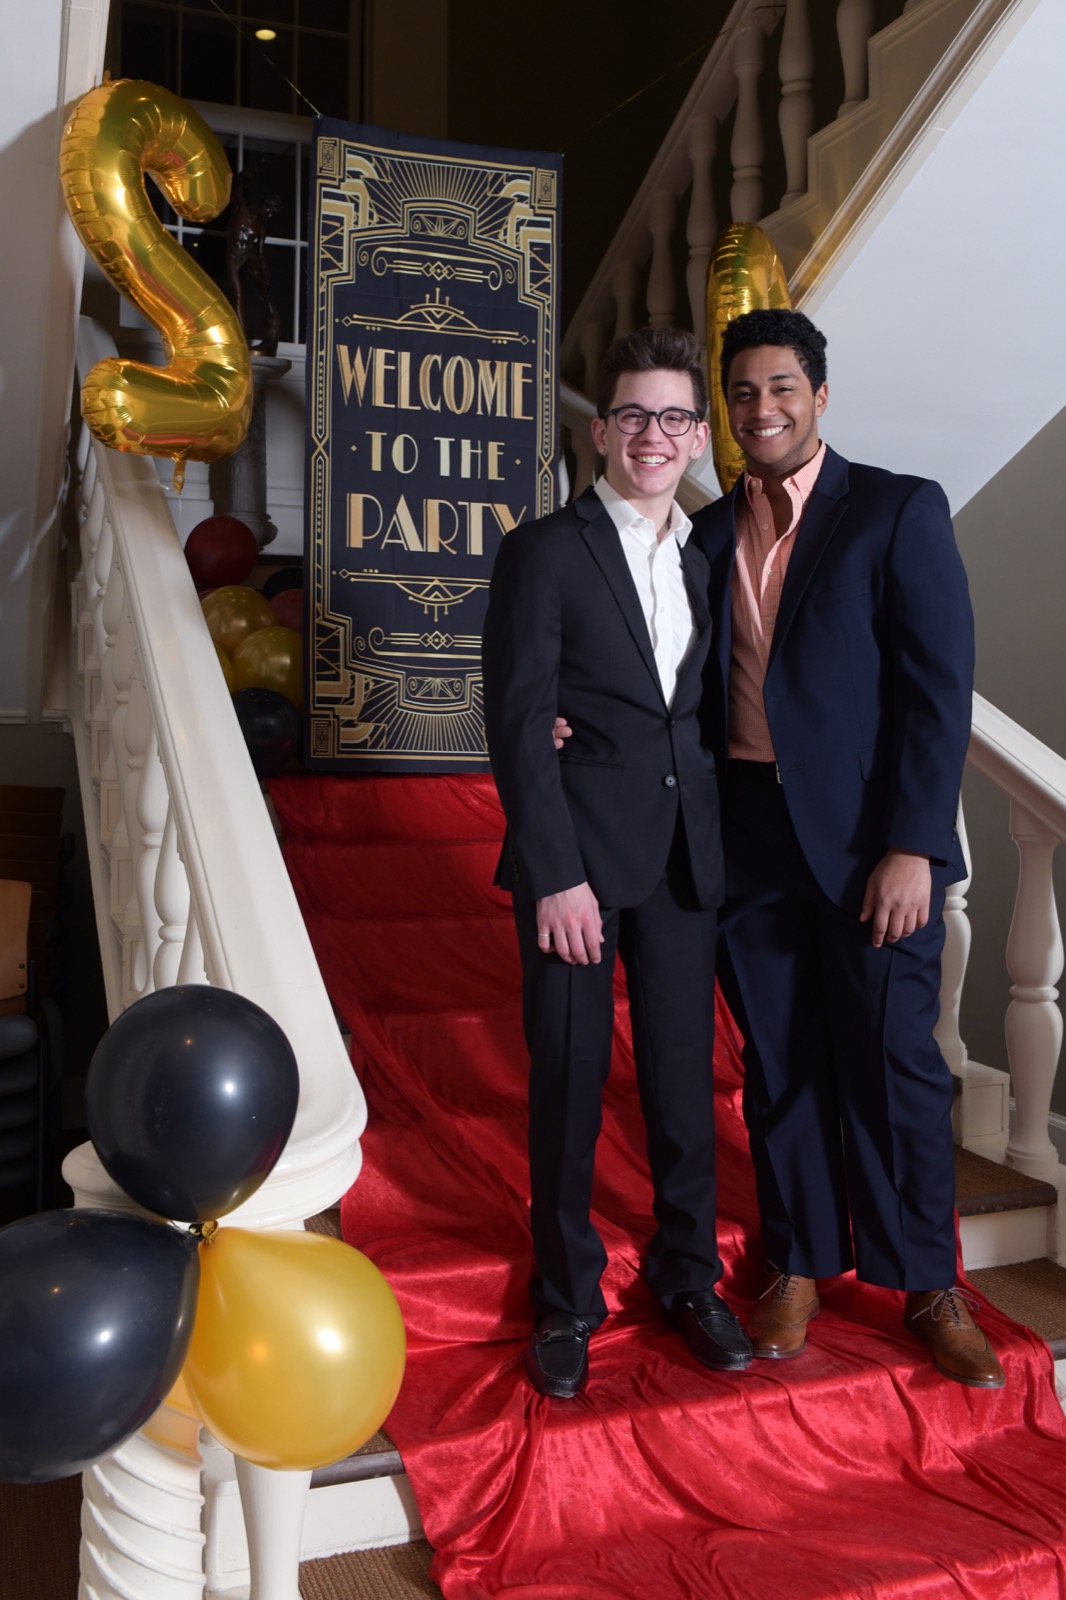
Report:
305,119,561,771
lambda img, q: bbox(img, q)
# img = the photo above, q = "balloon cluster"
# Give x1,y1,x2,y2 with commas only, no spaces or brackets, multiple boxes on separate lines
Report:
0,986,404,1483
186,516,306,777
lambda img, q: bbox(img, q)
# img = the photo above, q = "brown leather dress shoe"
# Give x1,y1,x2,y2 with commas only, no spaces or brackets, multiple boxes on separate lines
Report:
747,1268,820,1358
903,1288,1005,1389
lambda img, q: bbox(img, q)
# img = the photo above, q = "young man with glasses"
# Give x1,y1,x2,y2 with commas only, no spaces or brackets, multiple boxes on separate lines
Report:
482,326,751,1398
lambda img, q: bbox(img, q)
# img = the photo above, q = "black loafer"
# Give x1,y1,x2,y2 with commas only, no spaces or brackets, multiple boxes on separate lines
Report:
525,1312,590,1398
670,1291,753,1372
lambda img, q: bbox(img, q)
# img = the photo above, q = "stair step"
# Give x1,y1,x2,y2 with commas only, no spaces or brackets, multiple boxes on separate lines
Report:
955,1145,1058,1215
301,1536,438,1598
969,1258,1066,1361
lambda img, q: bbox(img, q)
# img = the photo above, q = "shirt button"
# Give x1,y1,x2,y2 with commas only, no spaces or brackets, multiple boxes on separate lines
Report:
663,775,677,788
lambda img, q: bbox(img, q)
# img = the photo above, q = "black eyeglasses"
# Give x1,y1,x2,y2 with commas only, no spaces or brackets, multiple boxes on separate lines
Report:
603,406,701,437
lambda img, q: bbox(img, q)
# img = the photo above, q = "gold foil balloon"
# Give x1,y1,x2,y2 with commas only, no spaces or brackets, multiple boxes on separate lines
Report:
706,223,791,494
184,1228,406,1471
59,78,252,488
201,585,274,657
231,625,303,708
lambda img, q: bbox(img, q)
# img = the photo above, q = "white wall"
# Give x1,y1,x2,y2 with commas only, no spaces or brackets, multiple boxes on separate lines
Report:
805,0,1064,517
0,0,109,721
953,404,1066,1109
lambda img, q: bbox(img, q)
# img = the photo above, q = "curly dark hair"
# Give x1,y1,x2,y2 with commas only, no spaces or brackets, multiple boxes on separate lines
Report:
596,326,709,419
720,308,827,393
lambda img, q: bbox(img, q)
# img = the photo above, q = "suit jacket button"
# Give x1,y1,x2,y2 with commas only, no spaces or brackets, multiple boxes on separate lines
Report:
663,775,677,788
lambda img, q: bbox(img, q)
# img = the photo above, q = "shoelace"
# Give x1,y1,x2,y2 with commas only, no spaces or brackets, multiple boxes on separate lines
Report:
912,1287,979,1326
759,1272,800,1303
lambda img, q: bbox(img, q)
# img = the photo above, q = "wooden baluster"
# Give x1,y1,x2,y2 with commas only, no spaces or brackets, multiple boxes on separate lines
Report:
579,321,607,402
837,0,875,113
79,445,98,520
90,508,114,668
611,259,640,339
134,727,168,998
934,803,971,1076
730,25,765,223
685,114,718,345
779,0,814,204
90,518,116,788
235,1459,312,1600
122,665,151,1006
154,805,190,991
178,902,210,986
646,190,677,329
1003,801,1063,1180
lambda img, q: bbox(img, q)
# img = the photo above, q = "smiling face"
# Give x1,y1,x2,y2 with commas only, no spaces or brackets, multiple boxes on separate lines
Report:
590,369,710,523
725,343,827,482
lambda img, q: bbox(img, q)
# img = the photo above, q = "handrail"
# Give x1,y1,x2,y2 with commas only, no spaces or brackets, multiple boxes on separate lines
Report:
969,691,1066,844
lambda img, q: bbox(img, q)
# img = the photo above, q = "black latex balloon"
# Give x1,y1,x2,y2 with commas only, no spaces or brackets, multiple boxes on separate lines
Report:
261,564,303,600
85,985,299,1222
232,687,301,778
0,1209,199,1483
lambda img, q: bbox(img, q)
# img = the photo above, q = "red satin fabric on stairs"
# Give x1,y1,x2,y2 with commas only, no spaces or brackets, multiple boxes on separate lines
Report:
270,774,1066,1600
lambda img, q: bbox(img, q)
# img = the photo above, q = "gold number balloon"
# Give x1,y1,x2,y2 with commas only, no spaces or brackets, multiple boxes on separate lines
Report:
59,78,252,489
706,223,792,495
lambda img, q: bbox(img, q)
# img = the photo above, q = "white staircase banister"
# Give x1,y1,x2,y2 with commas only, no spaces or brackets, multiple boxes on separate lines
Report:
73,317,364,1228
969,690,1066,843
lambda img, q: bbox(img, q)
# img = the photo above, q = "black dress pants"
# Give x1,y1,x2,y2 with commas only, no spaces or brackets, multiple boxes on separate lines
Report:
514,831,722,1327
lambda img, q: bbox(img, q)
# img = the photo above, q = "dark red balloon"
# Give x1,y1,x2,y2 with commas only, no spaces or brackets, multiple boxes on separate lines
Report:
269,587,304,632
184,516,258,588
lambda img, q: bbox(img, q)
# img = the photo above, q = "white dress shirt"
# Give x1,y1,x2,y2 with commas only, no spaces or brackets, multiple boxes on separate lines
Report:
594,477,697,706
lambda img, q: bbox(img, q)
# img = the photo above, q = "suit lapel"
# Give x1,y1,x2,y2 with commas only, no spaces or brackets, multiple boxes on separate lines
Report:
767,445,850,669
679,540,711,636
576,489,665,703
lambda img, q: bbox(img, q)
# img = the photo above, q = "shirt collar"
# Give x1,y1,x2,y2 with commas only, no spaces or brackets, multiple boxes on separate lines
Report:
744,440,826,511
594,475,692,546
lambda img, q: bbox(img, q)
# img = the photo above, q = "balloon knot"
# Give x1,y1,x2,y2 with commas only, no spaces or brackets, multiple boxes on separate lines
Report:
188,1219,220,1244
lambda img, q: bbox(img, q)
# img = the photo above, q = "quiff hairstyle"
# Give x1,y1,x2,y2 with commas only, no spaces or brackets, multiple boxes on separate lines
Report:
596,326,709,419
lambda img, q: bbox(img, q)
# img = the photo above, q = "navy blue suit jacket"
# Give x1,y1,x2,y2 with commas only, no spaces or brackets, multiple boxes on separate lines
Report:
693,445,974,913
483,485,723,911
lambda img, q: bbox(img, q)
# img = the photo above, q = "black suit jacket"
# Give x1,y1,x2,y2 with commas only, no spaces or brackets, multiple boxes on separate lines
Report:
693,444,973,912
482,485,723,910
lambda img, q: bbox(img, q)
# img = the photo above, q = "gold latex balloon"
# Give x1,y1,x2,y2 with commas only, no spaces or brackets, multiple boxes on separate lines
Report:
184,1228,406,1471
59,78,252,487
214,641,235,692
201,585,274,657
231,626,303,708
706,223,791,494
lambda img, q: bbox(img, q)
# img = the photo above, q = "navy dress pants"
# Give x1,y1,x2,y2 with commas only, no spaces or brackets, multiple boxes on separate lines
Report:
719,761,958,1292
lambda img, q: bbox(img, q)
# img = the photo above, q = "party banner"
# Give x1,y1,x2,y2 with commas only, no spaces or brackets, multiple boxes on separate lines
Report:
305,119,562,770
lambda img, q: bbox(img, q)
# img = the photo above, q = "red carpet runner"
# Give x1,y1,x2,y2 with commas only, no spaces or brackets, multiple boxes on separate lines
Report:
271,774,1066,1599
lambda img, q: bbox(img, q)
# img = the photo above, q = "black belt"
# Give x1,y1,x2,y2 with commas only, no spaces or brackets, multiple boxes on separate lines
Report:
728,758,780,781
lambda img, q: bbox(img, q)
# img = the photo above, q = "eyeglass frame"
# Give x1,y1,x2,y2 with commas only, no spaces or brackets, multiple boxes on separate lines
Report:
601,405,702,437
